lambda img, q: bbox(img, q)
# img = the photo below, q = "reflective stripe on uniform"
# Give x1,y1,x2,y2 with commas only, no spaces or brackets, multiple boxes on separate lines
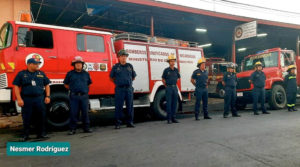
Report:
287,104,295,107
288,76,296,79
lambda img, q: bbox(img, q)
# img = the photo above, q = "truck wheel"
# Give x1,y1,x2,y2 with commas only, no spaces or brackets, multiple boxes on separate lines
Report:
236,102,247,110
152,89,178,120
217,83,225,98
218,88,225,98
269,84,286,110
47,92,70,128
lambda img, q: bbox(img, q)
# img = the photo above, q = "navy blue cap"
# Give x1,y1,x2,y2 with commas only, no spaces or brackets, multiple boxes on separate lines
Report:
27,58,41,64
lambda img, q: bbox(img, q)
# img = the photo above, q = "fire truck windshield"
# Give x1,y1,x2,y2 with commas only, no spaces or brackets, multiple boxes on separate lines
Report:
243,52,278,71
0,23,13,49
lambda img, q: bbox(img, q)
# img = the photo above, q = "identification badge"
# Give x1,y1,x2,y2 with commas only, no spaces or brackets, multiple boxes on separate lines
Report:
32,80,36,86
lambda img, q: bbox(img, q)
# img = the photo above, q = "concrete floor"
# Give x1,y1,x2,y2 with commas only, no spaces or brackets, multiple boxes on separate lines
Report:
1,105,300,167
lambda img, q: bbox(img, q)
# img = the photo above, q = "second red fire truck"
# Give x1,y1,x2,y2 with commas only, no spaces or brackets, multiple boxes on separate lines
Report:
236,48,299,110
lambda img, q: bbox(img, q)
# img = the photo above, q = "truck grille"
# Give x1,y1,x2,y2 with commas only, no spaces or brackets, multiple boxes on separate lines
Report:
0,73,8,89
237,77,250,90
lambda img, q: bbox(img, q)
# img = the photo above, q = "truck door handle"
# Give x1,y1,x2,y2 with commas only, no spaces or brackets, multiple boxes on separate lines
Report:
48,56,57,59
102,59,109,61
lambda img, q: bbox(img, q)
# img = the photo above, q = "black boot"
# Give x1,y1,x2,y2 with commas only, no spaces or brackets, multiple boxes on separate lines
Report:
288,107,293,112
36,134,50,140
254,112,259,115
232,114,241,117
83,128,93,133
204,116,212,119
68,129,76,135
20,135,30,142
292,106,298,111
127,123,135,128
172,119,179,123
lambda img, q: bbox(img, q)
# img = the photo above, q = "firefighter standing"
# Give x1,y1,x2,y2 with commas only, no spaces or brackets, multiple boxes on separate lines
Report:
13,58,51,141
191,58,212,120
284,65,297,111
222,63,241,118
249,62,270,115
64,56,92,135
110,49,136,129
162,54,181,124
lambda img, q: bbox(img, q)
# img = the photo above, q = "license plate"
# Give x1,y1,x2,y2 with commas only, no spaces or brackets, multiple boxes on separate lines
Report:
237,92,243,97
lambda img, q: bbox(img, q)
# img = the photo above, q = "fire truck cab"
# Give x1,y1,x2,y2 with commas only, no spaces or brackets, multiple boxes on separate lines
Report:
236,48,298,110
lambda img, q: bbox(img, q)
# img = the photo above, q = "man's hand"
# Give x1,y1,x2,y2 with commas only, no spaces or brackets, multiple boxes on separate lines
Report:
190,79,196,86
44,97,50,104
17,99,24,107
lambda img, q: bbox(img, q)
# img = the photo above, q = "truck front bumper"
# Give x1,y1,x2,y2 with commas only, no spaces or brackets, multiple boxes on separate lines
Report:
236,89,271,104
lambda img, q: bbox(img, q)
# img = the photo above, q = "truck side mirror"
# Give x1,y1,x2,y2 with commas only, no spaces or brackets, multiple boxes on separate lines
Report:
25,31,33,47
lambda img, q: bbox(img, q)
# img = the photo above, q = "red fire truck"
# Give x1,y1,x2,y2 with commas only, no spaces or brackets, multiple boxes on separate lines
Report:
206,58,232,98
236,48,298,110
0,21,204,127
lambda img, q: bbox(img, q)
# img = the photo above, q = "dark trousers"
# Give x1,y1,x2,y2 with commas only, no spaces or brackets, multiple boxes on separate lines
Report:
252,87,267,113
21,96,46,136
195,87,208,118
166,86,178,121
224,87,237,116
69,94,90,130
287,90,297,107
115,87,134,125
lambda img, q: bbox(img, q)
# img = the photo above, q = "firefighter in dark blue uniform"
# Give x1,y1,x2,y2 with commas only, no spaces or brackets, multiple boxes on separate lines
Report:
222,63,241,118
284,65,297,112
110,49,137,129
191,58,212,120
249,61,270,115
64,56,92,135
162,54,181,124
13,58,51,141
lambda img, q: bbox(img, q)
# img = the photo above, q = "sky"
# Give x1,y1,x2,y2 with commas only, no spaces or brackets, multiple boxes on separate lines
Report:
155,0,300,25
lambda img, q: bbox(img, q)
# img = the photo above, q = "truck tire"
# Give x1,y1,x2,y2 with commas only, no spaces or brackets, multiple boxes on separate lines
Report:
217,83,225,98
218,88,225,98
47,92,70,128
269,84,286,110
152,89,178,120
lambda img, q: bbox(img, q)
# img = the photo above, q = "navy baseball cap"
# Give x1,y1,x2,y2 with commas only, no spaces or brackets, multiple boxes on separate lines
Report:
27,58,41,64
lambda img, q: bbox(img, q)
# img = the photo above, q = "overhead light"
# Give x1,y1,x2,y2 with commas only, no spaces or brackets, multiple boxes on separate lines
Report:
195,28,207,33
257,33,268,37
198,43,212,48
238,48,247,52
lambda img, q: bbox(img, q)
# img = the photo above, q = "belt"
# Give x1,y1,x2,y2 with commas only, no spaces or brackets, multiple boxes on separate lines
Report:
22,94,43,98
117,85,131,88
166,84,177,87
225,86,236,88
71,92,87,96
